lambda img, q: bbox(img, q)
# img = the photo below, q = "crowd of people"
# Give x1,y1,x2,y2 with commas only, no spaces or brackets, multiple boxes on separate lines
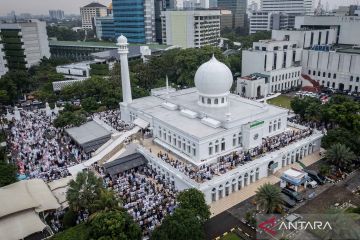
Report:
101,166,177,237
92,109,134,132
154,128,313,183
5,110,91,182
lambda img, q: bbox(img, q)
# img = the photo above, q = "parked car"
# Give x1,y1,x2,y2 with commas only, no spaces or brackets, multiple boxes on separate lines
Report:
307,180,318,188
280,193,296,208
304,169,326,185
281,188,303,202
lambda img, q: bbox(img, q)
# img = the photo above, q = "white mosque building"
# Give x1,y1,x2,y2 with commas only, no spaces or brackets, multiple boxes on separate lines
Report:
117,35,322,203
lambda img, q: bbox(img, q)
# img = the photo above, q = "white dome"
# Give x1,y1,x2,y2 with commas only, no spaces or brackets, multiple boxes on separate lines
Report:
194,55,233,96
117,34,128,44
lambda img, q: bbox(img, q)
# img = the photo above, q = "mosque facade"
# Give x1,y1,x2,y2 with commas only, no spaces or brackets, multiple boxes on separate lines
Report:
117,35,322,203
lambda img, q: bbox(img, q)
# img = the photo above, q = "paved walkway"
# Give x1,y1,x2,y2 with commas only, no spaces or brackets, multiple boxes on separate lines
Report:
209,150,323,217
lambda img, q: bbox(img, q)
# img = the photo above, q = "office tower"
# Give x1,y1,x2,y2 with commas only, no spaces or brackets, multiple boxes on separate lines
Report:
49,10,65,20
218,0,247,29
80,2,107,30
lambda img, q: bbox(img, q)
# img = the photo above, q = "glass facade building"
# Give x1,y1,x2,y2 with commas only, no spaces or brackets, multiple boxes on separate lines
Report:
113,0,155,43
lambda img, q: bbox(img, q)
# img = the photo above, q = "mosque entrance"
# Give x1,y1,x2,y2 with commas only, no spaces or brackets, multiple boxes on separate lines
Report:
257,86,261,98
268,161,278,176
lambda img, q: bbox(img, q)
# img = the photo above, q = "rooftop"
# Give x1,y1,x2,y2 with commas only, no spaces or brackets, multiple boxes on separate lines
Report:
83,2,107,8
49,40,171,50
240,73,269,81
65,121,111,145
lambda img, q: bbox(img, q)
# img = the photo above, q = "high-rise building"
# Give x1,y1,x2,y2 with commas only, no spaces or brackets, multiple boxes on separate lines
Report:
0,39,8,78
217,0,247,29
95,16,115,40
49,10,65,20
250,0,314,34
161,10,221,48
80,2,107,30
113,0,156,43
0,20,50,71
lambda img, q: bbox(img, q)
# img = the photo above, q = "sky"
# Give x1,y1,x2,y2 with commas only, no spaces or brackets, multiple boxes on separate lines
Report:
0,0,359,15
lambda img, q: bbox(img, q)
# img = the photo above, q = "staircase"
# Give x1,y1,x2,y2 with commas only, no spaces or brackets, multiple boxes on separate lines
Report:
301,74,321,93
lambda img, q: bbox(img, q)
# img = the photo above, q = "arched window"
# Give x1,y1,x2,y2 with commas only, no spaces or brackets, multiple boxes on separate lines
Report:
273,120,277,131
238,133,242,146
207,98,211,104
214,98,219,104
221,138,225,151
177,136,181,148
255,168,260,180
202,97,205,103
238,176,243,190
209,142,213,155
232,134,237,146
269,122,272,133
278,119,281,129
192,144,196,156
221,97,225,103
215,140,219,153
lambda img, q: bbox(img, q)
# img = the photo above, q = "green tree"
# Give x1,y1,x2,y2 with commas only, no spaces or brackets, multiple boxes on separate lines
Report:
151,208,205,240
53,111,87,128
66,171,104,212
0,161,17,187
89,210,141,240
51,223,90,240
325,143,357,171
90,189,121,213
255,183,282,214
177,188,210,224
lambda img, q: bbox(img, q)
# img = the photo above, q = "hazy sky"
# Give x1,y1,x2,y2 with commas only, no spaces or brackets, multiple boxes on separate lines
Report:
0,0,358,15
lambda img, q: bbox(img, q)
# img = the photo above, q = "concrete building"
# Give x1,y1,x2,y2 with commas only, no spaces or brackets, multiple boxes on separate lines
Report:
302,46,360,93
295,15,360,46
113,0,156,43
271,28,338,48
0,40,8,78
161,10,221,48
115,35,322,203
237,73,270,98
49,10,65,20
241,40,302,96
95,16,115,40
80,2,107,30
250,0,314,34
218,0,247,29
220,10,233,30
0,19,50,71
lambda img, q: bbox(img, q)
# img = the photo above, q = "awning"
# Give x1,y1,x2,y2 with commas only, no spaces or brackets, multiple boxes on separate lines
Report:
104,153,147,177
133,118,149,129
0,210,46,240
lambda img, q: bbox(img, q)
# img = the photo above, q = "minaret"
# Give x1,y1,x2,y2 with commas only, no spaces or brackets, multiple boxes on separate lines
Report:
117,35,132,104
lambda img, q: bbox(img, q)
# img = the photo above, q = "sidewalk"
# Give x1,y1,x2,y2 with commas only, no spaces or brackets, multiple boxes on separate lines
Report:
209,151,322,217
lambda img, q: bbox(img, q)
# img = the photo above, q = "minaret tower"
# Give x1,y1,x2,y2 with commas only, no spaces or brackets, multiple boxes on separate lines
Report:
117,35,132,104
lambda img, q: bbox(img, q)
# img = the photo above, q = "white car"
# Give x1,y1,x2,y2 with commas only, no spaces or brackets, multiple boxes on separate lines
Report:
307,180,318,188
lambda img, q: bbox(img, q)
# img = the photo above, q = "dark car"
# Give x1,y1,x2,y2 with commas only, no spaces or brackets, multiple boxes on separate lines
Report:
281,188,303,202
280,193,296,208
304,169,325,185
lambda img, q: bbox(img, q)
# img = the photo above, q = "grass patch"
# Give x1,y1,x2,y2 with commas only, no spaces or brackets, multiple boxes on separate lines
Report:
268,95,292,109
221,232,242,240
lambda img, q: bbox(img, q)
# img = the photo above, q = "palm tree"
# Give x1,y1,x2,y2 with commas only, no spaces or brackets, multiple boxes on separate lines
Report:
90,189,122,213
325,143,356,171
66,171,104,212
255,183,282,214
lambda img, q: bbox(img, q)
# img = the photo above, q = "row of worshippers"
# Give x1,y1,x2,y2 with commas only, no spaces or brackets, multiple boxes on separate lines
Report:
155,128,313,183
97,165,177,237
92,109,135,132
4,109,91,182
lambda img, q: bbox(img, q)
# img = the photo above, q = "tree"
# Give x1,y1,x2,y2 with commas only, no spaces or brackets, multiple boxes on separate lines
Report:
90,189,121,213
177,188,210,224
62,209,77,229
89,210,141,240
53,110,87,128
51,223,90,240
325,143,356,171
151,208,205,240
66,171,104,212
0,161,17,187
255,183,282,214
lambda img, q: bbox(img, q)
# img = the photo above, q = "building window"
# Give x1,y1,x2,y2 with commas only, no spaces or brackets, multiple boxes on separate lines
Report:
209,143,213,155
313,71,316,75
333,74,336,79
273,120,277,131
202,97,205,103
215,140,219,153
278,119,281,129
318,71,321,76
233,134,237,146
323,72,326,77
221,97,225,103
357,77,359,82
214,98,219,104
308,70,311,75
350,76,353,81
328,73,331,78
221,138,225,151
238,133,242,146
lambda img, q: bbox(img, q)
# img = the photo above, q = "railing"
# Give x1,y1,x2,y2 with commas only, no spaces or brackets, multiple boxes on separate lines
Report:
137,145,199,188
